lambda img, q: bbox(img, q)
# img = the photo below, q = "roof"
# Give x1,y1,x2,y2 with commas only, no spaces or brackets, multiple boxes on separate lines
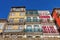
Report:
0,18,7,22
52,8,60,16
53,8,60,10
11,6,26,8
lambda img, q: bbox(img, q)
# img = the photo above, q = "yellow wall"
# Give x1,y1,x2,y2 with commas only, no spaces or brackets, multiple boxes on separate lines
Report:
8,12,26,19
12,25,18,30
0,30,2,33
14,19,19,23
6,25,25,30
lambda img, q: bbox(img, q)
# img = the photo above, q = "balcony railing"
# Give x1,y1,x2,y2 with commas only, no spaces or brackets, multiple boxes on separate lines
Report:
4,29,24,32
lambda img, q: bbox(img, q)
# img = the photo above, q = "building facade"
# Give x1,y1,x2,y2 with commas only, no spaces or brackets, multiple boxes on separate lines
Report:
52,8,60,33
0,6,60,40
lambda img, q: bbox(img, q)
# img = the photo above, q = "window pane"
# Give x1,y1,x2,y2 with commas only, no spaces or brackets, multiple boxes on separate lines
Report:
29,11,33,14
26,17,31,22
9,18,14,23
0,23,4,29
33,17,37,22
16,8,20,11
39,28,43,32
26,25,32,32
18,25,23,30
11,13,15,16
26,11,33,14
19,18,24,22
34,25,39,32
26,11,29,14
12,8,16,11
20,12,25,16
33,11,38,14
7,25,13,29
20,8,24,11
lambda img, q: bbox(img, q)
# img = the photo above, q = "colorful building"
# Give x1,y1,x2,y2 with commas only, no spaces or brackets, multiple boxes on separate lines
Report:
0,6,60,40
52,8,60,32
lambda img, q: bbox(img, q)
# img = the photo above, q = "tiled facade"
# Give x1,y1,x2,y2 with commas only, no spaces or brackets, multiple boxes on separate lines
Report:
0,6,60,40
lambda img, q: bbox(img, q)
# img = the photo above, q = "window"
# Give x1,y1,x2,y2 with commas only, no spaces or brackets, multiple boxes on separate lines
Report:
26,25,32,32
12,8,16,11
18,25,23,30
33,11,38,15
47,19,50,22
26,11,29,14
11,13,15,16
26,17,31,22
20,8,25,11
12,8,25,11
33,17,37,22
19,18,24,23
0,23,4,29
9,18,14,23
26,11,33,15
7,25,13,30
39,28,43,32
20,12,25,16
29,11,33,14
34,25,39,32
16,8,20,11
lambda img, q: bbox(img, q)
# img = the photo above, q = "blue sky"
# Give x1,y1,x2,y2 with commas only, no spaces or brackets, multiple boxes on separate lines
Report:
0,0,60,18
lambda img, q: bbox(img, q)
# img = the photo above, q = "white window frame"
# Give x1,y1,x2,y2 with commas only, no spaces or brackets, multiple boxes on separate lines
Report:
12,8,16,11
20,8,25,11
18,25,23,30
0,23,4,29
19,18,24,22
9,18,14,23
7,25,13,30
20,12,25,16
11,13,15,16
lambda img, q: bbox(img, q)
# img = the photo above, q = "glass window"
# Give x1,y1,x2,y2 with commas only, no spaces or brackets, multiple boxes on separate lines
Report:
9,18,14,23
19,18,24,23
15,8,20,11
26,11,33,15
33,11,38,14
12,8,16,11
20,8,25,11
11,13,15,16
18,25,23,30
39,28,43,32
29,11,33,14
34,25,39,32
20,12,25,16
33,17,37,22
26,25,32,32
26,17,31,22
7,25,13,29
0,23,4,29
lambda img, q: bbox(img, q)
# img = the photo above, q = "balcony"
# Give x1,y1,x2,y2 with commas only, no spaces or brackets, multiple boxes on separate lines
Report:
26,10,38,16
24,28,43,35
42,26,59,36
4,29,24,33
11,6,26,12
26,19,40,24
